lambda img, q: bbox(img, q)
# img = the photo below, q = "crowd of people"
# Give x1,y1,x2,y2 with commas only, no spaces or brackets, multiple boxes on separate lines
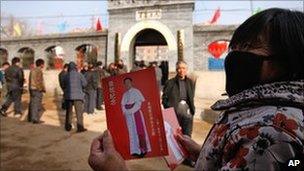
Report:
0,57,169,133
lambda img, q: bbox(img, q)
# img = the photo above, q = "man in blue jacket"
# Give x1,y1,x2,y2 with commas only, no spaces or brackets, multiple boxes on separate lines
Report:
63,62,87,132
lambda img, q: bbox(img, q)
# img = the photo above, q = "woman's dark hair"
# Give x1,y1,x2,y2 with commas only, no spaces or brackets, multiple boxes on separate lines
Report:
96,61,103,67
123,77,132,83
35,59,45,67
12,57,21,65
230,8,304,79
63,63,69,69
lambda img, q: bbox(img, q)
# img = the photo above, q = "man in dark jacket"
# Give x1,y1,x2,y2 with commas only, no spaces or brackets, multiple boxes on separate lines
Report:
63,62,87,132
162,61,195,137
0,57,24,117
95,61,106,110
58,63,68,110
84,63,99,114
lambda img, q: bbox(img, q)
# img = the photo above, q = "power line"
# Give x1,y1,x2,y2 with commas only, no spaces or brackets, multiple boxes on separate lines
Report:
1,13,109,20
0,8,256,20
3,7,301,21
2,6,302,21
195,8,250,12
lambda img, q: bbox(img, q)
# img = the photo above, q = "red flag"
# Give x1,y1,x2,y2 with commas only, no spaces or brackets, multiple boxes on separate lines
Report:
210,8,221,24
96,17,102,31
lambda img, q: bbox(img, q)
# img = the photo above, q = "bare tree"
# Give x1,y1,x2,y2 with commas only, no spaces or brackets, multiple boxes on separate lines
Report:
1,13,34,38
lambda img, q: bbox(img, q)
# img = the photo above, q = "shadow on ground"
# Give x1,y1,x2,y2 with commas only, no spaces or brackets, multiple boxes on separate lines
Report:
0,94,213,171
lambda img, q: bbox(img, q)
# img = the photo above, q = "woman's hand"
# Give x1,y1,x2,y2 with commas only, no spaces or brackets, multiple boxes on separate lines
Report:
88,130,128,171
175,129,201,162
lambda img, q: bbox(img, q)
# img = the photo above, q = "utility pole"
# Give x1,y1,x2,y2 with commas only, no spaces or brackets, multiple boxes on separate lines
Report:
250,0,254,15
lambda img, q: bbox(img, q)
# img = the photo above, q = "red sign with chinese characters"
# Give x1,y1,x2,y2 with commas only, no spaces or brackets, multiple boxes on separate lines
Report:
102,68,168,160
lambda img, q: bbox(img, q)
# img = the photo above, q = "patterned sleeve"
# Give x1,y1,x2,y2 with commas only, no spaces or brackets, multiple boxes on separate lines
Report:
220,124,303,170
196,123,303,171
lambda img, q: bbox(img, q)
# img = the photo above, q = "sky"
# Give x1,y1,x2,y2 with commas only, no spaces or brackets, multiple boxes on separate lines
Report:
1,0,303,34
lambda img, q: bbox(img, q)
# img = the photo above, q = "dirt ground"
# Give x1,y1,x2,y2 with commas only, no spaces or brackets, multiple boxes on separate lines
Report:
0,94,214,171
